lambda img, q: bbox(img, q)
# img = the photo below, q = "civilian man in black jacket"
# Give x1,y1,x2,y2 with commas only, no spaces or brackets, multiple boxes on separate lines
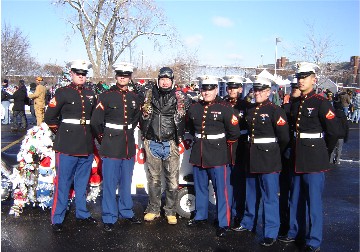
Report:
11,80,28,131
139,67,191,225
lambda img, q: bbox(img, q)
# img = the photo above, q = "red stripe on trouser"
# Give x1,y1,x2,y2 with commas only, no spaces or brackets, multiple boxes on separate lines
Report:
51,152,60,223
224,165,231,226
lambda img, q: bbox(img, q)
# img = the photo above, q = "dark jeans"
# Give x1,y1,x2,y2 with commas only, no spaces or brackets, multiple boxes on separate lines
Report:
30,104,35,117
12,110,27,129
144,139,179,216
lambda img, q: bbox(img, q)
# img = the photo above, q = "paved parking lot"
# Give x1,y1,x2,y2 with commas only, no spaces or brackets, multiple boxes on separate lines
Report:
1,122,359,252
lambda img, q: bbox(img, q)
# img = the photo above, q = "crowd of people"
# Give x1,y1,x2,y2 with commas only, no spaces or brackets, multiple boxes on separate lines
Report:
1,59,352,252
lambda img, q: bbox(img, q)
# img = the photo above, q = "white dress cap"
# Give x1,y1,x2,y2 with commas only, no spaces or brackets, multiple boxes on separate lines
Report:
113,62,134,73
67,60,92,71
223,75,243,84
251,75,272,89
293,62,320,74
197,75,219,85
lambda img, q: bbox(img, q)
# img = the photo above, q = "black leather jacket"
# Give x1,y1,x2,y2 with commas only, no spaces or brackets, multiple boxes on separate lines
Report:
139,86,191,145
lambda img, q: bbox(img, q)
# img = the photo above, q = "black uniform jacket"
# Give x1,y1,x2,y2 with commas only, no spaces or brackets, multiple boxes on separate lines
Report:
282,97,301,148
90,85,140,159
44,83,96,155
245,99,289,173
187,96,241,168
290,90,339,173
223,96,250,166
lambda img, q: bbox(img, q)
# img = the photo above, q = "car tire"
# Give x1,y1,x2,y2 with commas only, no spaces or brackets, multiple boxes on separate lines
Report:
176,186,195,219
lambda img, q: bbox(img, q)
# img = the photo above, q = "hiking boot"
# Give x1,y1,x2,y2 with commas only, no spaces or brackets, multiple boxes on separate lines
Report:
144,213,160,221
167,215,177,225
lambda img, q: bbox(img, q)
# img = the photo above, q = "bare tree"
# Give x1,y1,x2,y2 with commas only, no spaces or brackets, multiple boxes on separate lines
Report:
53,0,177,79
1,23,39,78
285,21,351,88
172,49,199,85
42,63,64,77
290,22,341,73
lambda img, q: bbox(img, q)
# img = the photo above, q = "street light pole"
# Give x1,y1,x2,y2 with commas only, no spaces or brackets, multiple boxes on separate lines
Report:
275,37,281,77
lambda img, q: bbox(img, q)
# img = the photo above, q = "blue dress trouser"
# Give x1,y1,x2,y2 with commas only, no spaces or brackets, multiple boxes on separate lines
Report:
51,153,93,224
102,157,135,224
241,173,280,239
193,165,232,228
288,172,325,249
229,164,246,221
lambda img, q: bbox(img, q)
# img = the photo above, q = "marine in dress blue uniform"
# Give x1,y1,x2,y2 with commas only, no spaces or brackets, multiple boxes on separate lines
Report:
222,75,248,227
237,76,290,247
278,62,340,252
186,75,241,237
91,62,142,232
44,60,97,232
278,76,301,236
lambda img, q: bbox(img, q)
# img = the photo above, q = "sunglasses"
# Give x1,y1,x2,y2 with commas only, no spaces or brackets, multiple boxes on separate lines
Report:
73,71,87,76
295,72,313,79
116,74,131,77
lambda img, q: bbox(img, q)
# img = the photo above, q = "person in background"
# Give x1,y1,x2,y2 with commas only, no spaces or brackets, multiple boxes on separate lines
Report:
278,87,285,103
350,90,360,123
10,80,28,132
245,88,255,103
279,76,301,237
339,88,351,119
326,91,334,106
28,76,47,126
222,75,248,229
28,82,37,125
45,60,97,232
330,101,349,165
1,79,11,125
283,93,290,105
272,89,282,106
91,62,142,232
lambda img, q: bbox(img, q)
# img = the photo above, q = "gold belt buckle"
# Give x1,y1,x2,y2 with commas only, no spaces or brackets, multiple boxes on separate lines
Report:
80,118,86,125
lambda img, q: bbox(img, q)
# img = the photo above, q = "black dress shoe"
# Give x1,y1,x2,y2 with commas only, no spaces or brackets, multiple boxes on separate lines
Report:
278,235,296,243
77,216,98,224
304,245,320,252
260,237,276,247
126,216,142,224
233,216,241,228
231,225,248,232
103,223,114,232
216,227,229,237
187,219,207,227
52,223,63,232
